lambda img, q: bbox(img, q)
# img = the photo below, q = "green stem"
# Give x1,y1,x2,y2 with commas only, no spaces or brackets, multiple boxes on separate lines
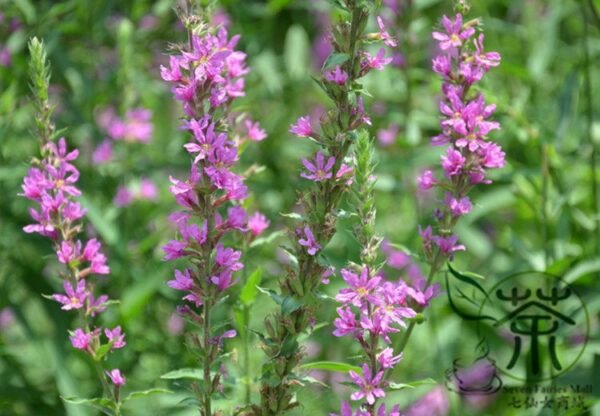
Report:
396,250,443,353
203,301,212,416
583,5,600,254
243,303,251,404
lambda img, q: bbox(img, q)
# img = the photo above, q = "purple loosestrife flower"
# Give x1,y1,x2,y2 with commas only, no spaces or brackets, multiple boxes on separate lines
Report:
376,16,397,48
326,65,349,85
432,14,475,51
52,280,87,310
349,364,385,405
161,13,263,413
22,39,127,403
362,48,392,71
259,5,387,413
70,328,92,350
106,369,126,387
297,226,321,256
289,115,313,137
247,212,270,237
417,12,503,261
333,118,415,415
244,119,267,142
105,326,126,349
336,267,381,308
301,151,336,182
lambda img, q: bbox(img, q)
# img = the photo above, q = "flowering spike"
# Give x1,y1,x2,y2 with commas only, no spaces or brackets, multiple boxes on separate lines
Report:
161,8,263,415
22,37,126,411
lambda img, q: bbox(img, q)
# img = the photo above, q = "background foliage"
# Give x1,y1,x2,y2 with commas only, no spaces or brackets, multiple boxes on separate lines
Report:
1,0,599,414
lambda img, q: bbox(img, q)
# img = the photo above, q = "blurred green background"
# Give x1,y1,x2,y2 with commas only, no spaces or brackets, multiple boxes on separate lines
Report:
1,0,599,414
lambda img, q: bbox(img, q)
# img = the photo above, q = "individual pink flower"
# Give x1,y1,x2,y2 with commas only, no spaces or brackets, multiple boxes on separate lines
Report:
349,364,385,405
363,48,392,71
325,65,349,85
124,108,153,143
105,326,126,349
168,269,194,291
70,328,92,350
52,280,87,311
301,151,335,182
138,178,158,200
92,140,113,164
377,348,403,369
446,194,472,217
114,186,134,207
333,307,359,337
245,119,267,141
336,267,381,308
417,170,436,190
376,16,397,48
106,369,126,387
377,124,399,146
297,226,321,256
289,116,313,137
432,14,475,51
82,238,110,275
433,234,466,254
247,212,270,236
441,148,465,177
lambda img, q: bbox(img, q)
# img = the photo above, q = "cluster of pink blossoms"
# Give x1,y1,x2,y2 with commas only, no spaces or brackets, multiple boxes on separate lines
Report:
93,106,154,165
332,265,416,414
289,16,396,256
160,24,267,337
21,137,126,387
417,13,504,256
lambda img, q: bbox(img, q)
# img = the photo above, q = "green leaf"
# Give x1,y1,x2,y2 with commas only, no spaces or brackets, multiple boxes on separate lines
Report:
281,296,302,315
284,25,310,80
61,396,114,413
280,212,303,220
564,259,600,284
240,268,263,306
322,53,350,71
388,378,437,390
446,263,496,322
160,368,204,380
256,286,301,315
250,230,285,248
94,342,113,362
299,361,361,373
14,0,36,23
79,196,119,245
123,388,172,402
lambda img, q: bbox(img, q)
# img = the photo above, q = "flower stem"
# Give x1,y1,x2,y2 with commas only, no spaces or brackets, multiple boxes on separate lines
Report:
396,250,443,353
583,3,599,255
203,301,212,416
